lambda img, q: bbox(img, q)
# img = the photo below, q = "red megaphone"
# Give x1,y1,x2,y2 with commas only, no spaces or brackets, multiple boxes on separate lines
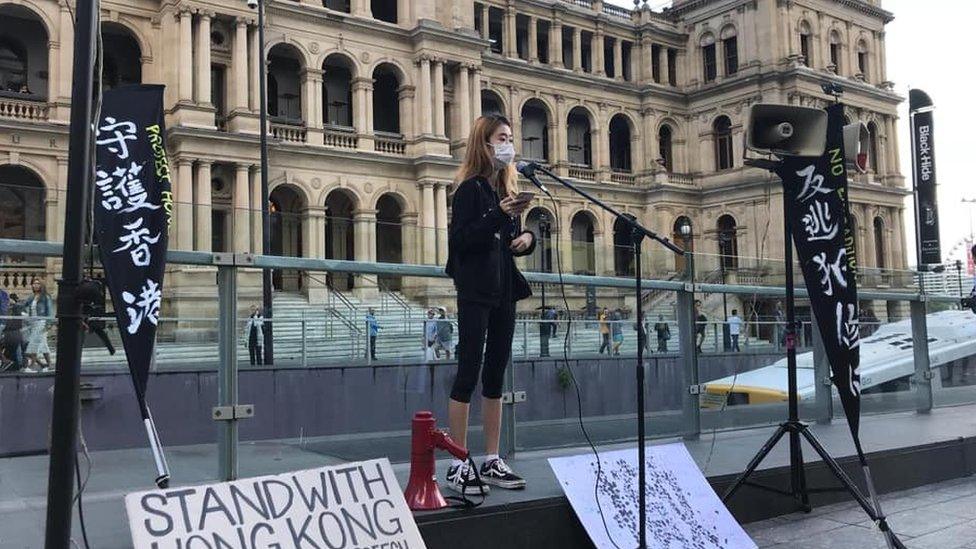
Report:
403,411,469,511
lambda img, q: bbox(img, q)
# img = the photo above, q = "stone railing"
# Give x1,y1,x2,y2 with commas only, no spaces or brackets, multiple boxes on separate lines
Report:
570,0,593,8
270,120,307,143
0,261,46,294
324,125,358,149
602,3,632,19
0,95,49,121
374,132,406,155
668,172,695,186
610,170,636,185
568,165,596,181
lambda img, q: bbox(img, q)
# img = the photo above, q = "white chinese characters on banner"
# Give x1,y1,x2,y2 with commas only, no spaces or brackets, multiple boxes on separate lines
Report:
795,164,834,202
96,115,165,336
837,302,861,395
802,201,839,242
812,248,848,296
121,280,161,335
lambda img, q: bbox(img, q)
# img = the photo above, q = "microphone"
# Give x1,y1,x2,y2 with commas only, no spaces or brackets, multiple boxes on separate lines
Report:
515,161,551,195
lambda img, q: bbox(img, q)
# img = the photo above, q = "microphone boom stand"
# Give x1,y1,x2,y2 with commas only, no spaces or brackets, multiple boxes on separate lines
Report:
523,163,684,549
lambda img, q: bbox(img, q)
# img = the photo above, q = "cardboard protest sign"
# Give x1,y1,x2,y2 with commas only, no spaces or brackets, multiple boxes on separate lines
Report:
125,458,426,549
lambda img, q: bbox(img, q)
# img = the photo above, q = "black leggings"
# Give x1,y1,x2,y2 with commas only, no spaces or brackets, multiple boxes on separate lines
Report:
450,299,515,403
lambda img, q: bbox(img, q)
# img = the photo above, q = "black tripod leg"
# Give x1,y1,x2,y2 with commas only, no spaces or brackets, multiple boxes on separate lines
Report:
798,427,875,517
723,424,789,502
789,425,811,511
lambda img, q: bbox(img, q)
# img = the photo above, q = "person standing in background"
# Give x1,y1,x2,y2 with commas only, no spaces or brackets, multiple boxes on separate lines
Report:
365,308,381,361
727,309,743,352
695,300,707,353
23,278,54,372
654,315,671,352
243,305,264,366
424,309,438,361
435,308,454,360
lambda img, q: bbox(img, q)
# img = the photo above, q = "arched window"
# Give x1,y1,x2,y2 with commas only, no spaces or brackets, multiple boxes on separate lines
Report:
481,89,504,117
867,121,880,174
267,44,304,123
323,0,350,13
609,114,632,173
857,40,869,80
720,26,738,76
829,31,842,72
672,216,693,272
567,107,592,167
373,64,402,134
798,21,812,66
717,214,738,270
375,193,404,289
613,216,635,276
700,33,717,82
0,5,48,97
525,208,554,273
322,54,354,128
713,116,733,171
873,217,885,269
571,212,596,275
269,185,306,291
101,23,142,90
325,189,357,290
658,125,673,172
371,0,396,24
520,99,550,162
0,165,46,245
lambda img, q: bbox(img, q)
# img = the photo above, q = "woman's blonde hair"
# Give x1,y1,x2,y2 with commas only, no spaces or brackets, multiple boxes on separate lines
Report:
455,114,519,198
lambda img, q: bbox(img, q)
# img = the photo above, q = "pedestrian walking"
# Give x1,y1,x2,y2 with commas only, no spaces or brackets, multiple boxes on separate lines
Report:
654,315,671,352
695,300,707,353
424,309,438,361
1,302,25,371
598,307,611,354
365,307,381,360
727,309,743,352
24,278,53,372
243,305,264,365
611,308,624,355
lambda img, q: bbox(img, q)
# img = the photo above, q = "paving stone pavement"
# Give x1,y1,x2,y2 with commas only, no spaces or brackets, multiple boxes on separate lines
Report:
743,475,976,549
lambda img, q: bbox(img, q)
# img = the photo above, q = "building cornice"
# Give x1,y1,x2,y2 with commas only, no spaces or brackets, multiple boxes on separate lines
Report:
668,0,892,24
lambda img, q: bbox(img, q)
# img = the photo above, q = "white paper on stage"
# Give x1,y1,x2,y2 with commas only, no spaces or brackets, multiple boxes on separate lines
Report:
549,443,756,549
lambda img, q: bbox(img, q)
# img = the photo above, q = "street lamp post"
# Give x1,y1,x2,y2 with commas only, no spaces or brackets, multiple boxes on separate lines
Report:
719,230,731,351
255,0,274,365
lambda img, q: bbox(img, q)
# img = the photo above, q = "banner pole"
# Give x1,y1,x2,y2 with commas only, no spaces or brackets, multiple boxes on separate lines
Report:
258,0,274,366
44,0,99,545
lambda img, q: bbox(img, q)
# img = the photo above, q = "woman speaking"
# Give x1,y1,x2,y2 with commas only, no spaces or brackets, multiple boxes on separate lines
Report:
444,114,536,495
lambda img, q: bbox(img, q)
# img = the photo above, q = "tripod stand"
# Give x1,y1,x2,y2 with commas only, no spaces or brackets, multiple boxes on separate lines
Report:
722,163,905,549
519,162,684,549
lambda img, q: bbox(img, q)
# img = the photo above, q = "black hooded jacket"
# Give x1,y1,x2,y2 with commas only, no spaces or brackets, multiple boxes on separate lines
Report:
445,176,536,305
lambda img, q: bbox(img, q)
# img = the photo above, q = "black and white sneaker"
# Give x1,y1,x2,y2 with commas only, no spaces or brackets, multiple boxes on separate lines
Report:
480,458,526,490
445,462,489,496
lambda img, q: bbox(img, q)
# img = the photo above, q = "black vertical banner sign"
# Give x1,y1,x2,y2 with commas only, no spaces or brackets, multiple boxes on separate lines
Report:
776,104,863,446
93,85,172,422
910,89,941,266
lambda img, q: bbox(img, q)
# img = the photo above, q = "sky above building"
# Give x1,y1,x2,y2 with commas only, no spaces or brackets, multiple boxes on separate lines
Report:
605,0,968,267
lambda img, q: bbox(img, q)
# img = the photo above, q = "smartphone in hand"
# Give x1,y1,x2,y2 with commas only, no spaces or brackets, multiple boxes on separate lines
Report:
514,191,535,204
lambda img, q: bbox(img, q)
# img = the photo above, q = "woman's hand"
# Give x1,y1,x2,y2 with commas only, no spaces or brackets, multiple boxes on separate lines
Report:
510,232,533,253
499,196,528,217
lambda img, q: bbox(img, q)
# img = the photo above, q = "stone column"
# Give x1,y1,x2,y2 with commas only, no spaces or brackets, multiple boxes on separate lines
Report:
417,57,432,135
639,36,652,82
508,85,520,146
353,209,378,294
398,85,415,139
435,184,449,264
179,10,193,102
659,45,669,85
613,38,623,80
234,164,251,252
863,205,877,268
421,182,436,264
470,68,482,119
458,65,471,139
194,161,213,252
572,27,582,72
195,12,212,105
505,5,517,58
232,20,249,111
551,21,563,69
58,3,73,99
594,28,605,76
248,24,260,111
642,109,656,173
433,59,445,136
878,31,888,82
353,76,375,149
305,207,328,301
46,41,58,102
352,0,371,17
555,95,567,166
400,212,419,264
528,16,538,62
886,116,900,178
176,159,194,251
480,5,490,40
596,108,609,173
250,166,262,253
55,158,68,242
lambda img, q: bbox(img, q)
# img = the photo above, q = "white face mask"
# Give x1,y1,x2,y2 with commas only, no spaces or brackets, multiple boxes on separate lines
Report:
492,142,516,165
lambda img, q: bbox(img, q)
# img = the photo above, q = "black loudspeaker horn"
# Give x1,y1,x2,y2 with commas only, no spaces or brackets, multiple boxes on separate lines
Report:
745,104,828,157
843,122,870,173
